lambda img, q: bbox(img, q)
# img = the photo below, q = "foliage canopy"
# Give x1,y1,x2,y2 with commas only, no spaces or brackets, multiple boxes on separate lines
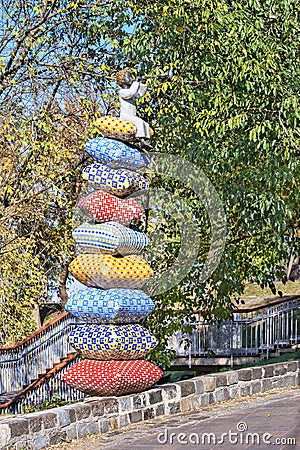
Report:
118,0,300,364
0,0,300,361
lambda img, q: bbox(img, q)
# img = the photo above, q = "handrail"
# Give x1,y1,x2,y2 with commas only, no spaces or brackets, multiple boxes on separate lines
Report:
0,353,79,412
0,311,69,351
194,300,300,325
172,296,300,359
1,321,80,364
191,295,300,316
233,303,300,324
0,313,81,393
232,294,300,313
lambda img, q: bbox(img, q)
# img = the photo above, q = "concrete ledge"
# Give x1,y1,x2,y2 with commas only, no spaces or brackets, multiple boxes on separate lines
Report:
0,360,299,449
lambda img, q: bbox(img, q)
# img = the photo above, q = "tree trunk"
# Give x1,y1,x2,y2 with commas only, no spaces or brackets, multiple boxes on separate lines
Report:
58,263,69,309
32,302,41,329
286,253,297,279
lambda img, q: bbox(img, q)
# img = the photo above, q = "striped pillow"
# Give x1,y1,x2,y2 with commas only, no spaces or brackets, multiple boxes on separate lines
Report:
72,222,148,255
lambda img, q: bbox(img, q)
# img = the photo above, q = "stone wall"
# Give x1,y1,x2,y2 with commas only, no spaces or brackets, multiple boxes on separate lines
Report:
0,360,299,450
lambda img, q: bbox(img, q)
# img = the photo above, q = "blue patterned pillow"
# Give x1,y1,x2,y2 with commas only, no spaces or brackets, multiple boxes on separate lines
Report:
72,222,148,255
82,163,149,197
84,137,148,170
67,324,158,360
66,287,155,323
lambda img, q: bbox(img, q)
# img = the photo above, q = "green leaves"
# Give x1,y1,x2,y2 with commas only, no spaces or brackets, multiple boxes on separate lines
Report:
0,103,96,344
115,0,300,365
1,0,299,360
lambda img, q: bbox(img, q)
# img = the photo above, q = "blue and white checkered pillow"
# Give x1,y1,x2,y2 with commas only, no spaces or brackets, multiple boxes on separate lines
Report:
66,287,155,323
84,137,148,170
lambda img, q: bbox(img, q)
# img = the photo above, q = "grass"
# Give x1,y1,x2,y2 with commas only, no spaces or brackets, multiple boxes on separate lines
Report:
237,280,300,310
42,311,62,326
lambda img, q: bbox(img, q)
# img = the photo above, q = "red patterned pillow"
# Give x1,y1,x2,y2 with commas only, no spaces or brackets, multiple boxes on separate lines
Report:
78,191,143,225
62,359,163,396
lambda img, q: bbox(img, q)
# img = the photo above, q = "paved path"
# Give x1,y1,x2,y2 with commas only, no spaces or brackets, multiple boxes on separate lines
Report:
49,387,300,450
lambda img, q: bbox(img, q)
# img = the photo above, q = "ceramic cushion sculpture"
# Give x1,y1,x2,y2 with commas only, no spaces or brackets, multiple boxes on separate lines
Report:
82,163,149,197
68,324,158,360
84,137,148,170
93,117,137,141
78,191,143,225
72,222,148,255
62,359,163,396
69,254,153,289
65,287,155,323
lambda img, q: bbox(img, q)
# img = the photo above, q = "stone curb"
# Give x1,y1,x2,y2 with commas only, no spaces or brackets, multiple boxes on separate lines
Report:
0,360,299,449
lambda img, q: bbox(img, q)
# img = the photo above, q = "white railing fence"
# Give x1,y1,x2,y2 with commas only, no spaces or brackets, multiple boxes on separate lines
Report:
1,297,300,414
0,313,82,393
170,298,300,359
0,356,86,415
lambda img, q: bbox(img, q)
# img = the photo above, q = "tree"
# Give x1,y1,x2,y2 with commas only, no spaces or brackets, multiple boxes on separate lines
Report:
0,106,89,344
0,0,132,113
116,0,300,365
1,0,299,363
0,0,131,343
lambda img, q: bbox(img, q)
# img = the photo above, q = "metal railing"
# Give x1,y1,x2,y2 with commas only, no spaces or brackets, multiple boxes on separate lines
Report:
0,356,86,415
1,296,300,413
170,297,300,360
0,313,81,393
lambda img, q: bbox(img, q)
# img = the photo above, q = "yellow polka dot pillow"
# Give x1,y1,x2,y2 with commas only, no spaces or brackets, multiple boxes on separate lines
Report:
94,117,136,142
69,254,153,289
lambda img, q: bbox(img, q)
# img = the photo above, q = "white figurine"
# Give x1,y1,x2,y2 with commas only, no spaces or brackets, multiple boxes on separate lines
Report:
116,69,152,148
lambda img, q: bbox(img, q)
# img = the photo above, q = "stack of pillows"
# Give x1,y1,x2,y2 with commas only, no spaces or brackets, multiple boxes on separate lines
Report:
62,130,163,396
